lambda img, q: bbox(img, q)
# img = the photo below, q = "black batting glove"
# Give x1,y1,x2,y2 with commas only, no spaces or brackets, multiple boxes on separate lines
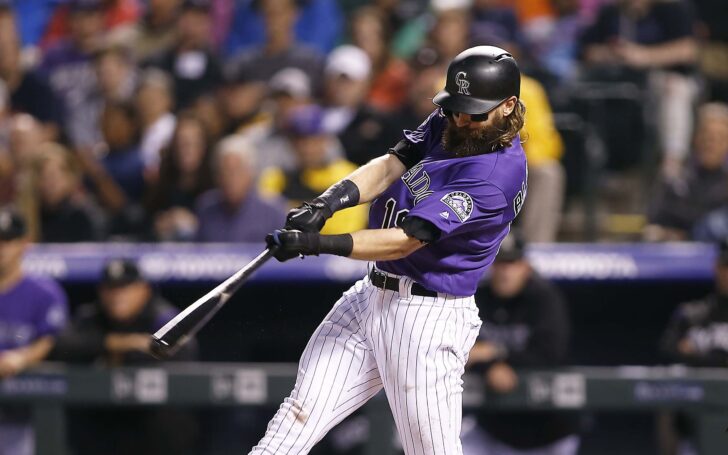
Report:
265,229,321,262
285,199,332,233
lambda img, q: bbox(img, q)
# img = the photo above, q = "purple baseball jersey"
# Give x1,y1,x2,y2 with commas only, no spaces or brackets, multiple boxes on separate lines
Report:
0,276,69,351
370,110,527,296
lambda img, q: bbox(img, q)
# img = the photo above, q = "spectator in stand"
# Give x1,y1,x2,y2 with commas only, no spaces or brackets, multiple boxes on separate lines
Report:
94,44,137,104
225,0,324,92
393,63,445,134
146,112,213,241
522,0,583,86
33,142,101,242
350,6,411,112
75,102,144,239
0,209,68,455
218,71,271,141
191,94,227,143
2,0,57,49
518,74,566,242
322,45,399,166
42,0,140,51
580,0,699,177
470,0,522,53
99,102,145,204
5,114,46,238
658,238,728,455
645,103,728,242
259,104,368,234
256,67,314,171
146,0,222,109
126,0,182,61
370,0,430,61
512,0,555,25
463,234,579,455
412,0,471,69
79,44,139,148
195,135,286,242
0,8,61,139
693,0,728,102
225,0,342,57
38,0,106,149
53,257,198,454
135,68,176,176
0,81,10,205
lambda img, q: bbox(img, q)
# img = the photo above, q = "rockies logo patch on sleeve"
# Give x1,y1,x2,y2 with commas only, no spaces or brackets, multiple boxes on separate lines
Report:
440,191,473,222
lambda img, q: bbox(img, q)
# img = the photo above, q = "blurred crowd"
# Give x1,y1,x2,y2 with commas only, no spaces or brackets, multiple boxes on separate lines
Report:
5,206,728,454
0,0,726,244
4,1,728,452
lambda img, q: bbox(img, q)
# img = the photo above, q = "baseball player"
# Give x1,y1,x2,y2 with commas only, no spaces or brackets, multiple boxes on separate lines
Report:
251,46,528,455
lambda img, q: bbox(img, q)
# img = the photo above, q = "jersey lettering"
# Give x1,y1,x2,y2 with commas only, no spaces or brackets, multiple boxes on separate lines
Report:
401,163,434,204
513,168,528,216
381,198,409,229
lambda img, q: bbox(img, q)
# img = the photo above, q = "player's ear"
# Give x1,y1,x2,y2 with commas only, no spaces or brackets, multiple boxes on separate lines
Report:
501,97,518,117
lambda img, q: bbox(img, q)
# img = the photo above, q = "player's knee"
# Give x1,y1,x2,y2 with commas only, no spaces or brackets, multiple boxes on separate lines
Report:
282,397,310,425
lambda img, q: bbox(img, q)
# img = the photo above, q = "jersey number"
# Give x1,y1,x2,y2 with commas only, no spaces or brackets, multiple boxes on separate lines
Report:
381,198,409,229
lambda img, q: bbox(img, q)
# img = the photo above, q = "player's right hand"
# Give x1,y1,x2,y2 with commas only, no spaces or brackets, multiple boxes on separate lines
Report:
285,200,332,232
266,229,321,262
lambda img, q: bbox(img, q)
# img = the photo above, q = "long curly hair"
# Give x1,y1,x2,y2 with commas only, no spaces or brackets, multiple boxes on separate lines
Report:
494,99,526,149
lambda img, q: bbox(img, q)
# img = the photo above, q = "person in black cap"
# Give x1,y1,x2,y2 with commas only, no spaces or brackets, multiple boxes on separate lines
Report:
144,0,222,109
54,257,196,364
37,0,105,148
462,233,580,455
658,238,728,454
0,208,68,455
53,257,199,455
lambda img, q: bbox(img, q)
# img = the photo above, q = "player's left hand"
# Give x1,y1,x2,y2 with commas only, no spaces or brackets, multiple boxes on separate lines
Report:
285,201,332,232
266,229,321,262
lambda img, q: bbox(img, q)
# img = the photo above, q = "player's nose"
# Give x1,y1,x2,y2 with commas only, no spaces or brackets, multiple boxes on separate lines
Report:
451,112,472,127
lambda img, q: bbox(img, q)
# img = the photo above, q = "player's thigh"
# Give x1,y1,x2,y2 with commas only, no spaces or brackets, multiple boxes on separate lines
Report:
250,282,382,454
380,298,480,454
293,281,376,401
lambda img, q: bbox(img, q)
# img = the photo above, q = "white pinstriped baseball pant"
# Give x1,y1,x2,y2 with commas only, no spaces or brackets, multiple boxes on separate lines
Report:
249,269,482,455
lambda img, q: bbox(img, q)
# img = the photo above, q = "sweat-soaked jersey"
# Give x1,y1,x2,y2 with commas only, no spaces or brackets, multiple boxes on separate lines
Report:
369,110,527,296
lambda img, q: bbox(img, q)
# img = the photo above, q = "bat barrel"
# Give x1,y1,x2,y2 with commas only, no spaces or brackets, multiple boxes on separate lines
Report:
147,247,277,358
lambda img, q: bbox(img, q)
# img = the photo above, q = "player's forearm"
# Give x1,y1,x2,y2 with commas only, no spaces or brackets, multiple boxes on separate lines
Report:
348,228,424,261
347,155,406,203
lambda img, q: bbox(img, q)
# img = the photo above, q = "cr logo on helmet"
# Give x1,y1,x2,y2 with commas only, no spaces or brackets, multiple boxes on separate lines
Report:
455,71,470,95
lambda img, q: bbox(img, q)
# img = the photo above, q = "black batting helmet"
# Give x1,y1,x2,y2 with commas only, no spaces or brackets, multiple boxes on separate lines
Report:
433,46,520,115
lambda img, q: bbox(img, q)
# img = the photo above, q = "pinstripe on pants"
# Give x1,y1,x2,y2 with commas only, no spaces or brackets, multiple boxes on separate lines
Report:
250,270,482,455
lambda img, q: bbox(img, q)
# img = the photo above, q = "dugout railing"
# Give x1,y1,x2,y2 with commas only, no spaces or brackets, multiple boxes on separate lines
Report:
3,363,728,455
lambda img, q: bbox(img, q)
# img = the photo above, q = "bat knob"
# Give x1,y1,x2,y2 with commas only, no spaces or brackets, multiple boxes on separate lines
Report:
149,336,174,360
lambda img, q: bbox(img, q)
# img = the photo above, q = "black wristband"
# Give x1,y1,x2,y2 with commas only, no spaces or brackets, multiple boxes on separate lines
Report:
318,234,354,257
314,180,360,216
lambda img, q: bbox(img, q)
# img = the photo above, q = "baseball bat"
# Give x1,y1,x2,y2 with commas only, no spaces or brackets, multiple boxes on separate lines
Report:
149,247,277,359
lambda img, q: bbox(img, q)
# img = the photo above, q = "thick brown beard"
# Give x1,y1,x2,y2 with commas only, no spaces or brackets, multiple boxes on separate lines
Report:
441,112,509,157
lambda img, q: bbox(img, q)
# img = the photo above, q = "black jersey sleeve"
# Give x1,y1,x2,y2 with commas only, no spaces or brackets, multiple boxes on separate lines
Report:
388,139,426,170
387,109,441,169
400,215,442,243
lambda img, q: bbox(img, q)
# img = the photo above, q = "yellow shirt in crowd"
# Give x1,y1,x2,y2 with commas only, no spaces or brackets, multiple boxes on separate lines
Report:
259,160,369,235
520,75,564,167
